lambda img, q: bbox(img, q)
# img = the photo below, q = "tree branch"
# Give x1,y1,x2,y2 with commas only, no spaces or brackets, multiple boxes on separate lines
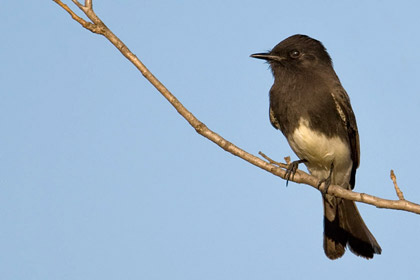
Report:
53,0,420,215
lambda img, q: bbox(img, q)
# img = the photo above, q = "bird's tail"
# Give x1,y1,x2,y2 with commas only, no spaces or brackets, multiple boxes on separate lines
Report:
323,195,382,259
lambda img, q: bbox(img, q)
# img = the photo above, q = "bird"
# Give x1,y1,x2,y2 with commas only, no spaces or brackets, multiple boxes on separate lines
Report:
250,34,382,259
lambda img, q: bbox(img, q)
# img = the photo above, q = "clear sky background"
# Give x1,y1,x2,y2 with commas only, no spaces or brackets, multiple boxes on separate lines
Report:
1,1,420,279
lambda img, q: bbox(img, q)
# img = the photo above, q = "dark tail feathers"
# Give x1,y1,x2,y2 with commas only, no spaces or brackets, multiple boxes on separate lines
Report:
323,197,381,260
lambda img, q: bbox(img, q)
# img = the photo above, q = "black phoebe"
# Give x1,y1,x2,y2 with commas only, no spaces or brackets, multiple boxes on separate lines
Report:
251,34,381,259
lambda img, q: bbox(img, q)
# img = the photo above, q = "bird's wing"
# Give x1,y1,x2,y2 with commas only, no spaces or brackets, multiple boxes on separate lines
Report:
269,106,281,130
331,88,360,189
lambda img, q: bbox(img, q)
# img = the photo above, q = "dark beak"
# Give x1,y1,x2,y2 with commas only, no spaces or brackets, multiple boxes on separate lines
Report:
250,53,284,62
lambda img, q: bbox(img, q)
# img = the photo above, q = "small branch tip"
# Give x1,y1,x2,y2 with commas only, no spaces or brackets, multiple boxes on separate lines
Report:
390,170,405,200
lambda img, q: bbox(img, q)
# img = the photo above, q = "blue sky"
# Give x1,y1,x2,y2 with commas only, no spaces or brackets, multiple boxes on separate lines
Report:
1,1,420,279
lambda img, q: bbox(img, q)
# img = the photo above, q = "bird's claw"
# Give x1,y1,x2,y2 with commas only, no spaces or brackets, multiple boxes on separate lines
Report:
285,159,307,186
317,176,332,195
317,162,334,194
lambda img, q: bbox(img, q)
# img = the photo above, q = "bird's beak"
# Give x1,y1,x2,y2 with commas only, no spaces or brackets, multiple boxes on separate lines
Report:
250,53,284,62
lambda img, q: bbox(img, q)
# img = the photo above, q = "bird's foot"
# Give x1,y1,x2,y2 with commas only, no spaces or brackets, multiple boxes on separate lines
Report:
285,159,307,186
317,162,334,194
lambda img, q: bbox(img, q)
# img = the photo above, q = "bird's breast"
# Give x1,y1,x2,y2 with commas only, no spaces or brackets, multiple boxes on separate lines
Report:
288,118,352,185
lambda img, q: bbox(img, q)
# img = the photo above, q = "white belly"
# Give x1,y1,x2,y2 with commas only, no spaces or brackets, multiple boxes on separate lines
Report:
288,118,352,186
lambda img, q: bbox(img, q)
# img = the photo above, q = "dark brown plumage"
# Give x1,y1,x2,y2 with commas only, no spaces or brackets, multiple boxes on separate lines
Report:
251,34,381,259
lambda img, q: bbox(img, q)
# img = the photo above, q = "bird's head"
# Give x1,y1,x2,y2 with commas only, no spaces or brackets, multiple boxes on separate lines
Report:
251,34,332,73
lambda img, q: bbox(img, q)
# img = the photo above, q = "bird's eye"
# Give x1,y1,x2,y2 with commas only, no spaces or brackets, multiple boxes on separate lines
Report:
289,50,301,58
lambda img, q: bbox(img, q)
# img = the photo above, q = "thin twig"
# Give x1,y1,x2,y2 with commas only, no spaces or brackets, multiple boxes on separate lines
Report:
53,0,88,26
258,151,288,168
54,0,105,34
390,170,405,200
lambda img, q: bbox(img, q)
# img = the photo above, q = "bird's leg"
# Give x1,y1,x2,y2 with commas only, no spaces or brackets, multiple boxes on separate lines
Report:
317,162,334,194
285,159,307,186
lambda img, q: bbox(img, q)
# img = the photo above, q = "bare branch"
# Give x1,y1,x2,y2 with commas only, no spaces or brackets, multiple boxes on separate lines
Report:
53,1,420,215
258,151,287,168
390,170,405,200
53,0,103,33
53,0,87,26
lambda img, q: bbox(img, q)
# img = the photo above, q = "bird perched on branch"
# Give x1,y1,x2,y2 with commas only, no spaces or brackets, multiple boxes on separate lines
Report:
251,34,381,259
